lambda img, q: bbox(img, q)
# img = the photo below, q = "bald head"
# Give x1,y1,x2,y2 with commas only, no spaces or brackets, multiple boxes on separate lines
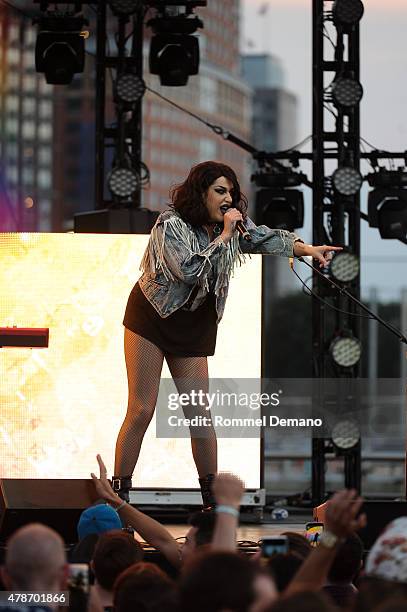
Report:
4,523,67,591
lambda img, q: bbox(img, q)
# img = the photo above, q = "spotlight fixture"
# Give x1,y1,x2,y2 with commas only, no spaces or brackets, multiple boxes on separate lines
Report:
255,188,304,232
332,0,364,28
367,170,407,241
367,168,407,189
108,0,144,17
148,14,203,86
108,166,141,199
150,34,199,86
331,419,360,450
330,334,362,369
368,189,407,241
35,14,88,85
332,167,363,197
330,251,359,283
115,73,146,106
331,78,363,109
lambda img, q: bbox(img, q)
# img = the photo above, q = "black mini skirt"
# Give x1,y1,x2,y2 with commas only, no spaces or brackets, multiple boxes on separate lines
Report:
123,282,218,357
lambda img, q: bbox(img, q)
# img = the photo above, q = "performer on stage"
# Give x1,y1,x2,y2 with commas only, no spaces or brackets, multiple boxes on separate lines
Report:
113,161,341,508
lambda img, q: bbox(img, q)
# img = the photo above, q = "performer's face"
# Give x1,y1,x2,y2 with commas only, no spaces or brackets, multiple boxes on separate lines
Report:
205,176,234,223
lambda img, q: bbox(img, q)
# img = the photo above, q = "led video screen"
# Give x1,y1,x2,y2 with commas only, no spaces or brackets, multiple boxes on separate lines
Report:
0,233,261,489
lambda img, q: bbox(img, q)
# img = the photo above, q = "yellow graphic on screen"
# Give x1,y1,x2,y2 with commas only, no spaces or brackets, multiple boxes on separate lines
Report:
0,232,261,487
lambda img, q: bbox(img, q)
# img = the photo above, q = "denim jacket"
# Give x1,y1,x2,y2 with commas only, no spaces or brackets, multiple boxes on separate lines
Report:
138,210,301,323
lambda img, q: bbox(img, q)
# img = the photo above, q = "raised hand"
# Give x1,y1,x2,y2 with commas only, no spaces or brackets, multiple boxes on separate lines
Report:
294,242,343,268
90,454,121,506
212,472,245,509
221,208,243,240
324,489,367,539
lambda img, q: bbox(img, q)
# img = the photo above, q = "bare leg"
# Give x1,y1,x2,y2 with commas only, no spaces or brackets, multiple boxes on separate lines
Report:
114,329,164,477
166,355,217,477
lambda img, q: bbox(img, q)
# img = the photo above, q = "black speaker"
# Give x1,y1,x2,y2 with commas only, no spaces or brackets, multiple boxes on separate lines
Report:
74,208,159,234
357,501,407,550
0,479,98,544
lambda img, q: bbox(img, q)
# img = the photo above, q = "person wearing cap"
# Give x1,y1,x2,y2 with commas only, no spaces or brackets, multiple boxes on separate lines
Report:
77,503,123,540
69,503,123,563
91,454,245,568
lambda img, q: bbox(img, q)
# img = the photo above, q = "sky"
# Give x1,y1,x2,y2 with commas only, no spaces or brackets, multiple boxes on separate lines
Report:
241,0,407,301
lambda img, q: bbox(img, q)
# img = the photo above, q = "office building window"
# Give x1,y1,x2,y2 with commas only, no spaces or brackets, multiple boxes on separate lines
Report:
38,169,51,189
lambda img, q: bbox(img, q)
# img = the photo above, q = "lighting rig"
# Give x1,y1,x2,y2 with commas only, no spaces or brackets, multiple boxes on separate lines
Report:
34,1,206,232
247,0,406,503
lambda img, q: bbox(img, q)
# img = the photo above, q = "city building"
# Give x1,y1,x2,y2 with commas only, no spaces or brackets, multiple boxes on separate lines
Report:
0,5,54,232
241,53,299,297
142,1,252,214
0,2,253,232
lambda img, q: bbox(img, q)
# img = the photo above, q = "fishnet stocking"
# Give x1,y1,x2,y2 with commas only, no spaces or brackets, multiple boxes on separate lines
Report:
166,355,217,478
114,329,164,476
114,330,217,479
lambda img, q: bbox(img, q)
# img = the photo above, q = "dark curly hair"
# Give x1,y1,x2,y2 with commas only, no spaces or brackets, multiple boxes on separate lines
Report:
169,161,248,226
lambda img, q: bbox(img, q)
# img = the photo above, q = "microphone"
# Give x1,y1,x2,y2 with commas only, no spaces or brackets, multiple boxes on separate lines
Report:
236,220,252,242
221,206,251,241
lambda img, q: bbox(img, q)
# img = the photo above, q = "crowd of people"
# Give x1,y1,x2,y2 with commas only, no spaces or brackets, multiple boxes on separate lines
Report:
1,454,407,612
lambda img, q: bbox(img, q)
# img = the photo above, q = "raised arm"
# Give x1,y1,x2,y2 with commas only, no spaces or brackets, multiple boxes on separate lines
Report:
284,489,366,596
91,455,181,569
211,472,245,552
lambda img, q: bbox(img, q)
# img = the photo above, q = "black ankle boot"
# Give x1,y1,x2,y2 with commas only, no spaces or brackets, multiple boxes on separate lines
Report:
198,473,216,511
111,475,132,503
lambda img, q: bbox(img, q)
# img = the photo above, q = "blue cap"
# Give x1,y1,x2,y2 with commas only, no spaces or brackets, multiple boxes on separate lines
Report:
77,503,122,540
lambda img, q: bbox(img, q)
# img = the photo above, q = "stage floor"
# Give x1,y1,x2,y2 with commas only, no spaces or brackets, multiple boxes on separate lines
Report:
142,519,310,544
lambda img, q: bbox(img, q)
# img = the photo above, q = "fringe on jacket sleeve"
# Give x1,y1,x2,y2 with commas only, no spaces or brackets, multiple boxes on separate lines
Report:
140,213,244,297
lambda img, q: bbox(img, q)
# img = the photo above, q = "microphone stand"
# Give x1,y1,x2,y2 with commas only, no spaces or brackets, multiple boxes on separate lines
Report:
297,256,407,345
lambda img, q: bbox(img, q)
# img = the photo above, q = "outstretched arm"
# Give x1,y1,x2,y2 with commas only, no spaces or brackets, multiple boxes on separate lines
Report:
231,212,342,265
91,455,181,568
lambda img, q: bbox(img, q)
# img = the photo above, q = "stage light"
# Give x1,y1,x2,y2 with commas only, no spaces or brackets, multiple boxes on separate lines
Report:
331,78,363,109
149,33,199,86
330,251,359,283
367,168,407,189
330,334,362,368
115,73,146,105
108,166,141,199
332,167,363,197
255,188,304,232
332,0,364,28
148,13,203,86
108,0,143,17
367,170,407,241
331,419,360,450
368,191,407,241
35,15,87,85
376,199,407,241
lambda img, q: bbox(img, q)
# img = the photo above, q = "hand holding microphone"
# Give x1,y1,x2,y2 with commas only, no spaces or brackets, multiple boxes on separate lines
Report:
221,207,252,242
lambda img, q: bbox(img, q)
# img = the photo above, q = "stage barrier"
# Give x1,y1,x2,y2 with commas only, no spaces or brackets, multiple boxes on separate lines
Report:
0,233,261,489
